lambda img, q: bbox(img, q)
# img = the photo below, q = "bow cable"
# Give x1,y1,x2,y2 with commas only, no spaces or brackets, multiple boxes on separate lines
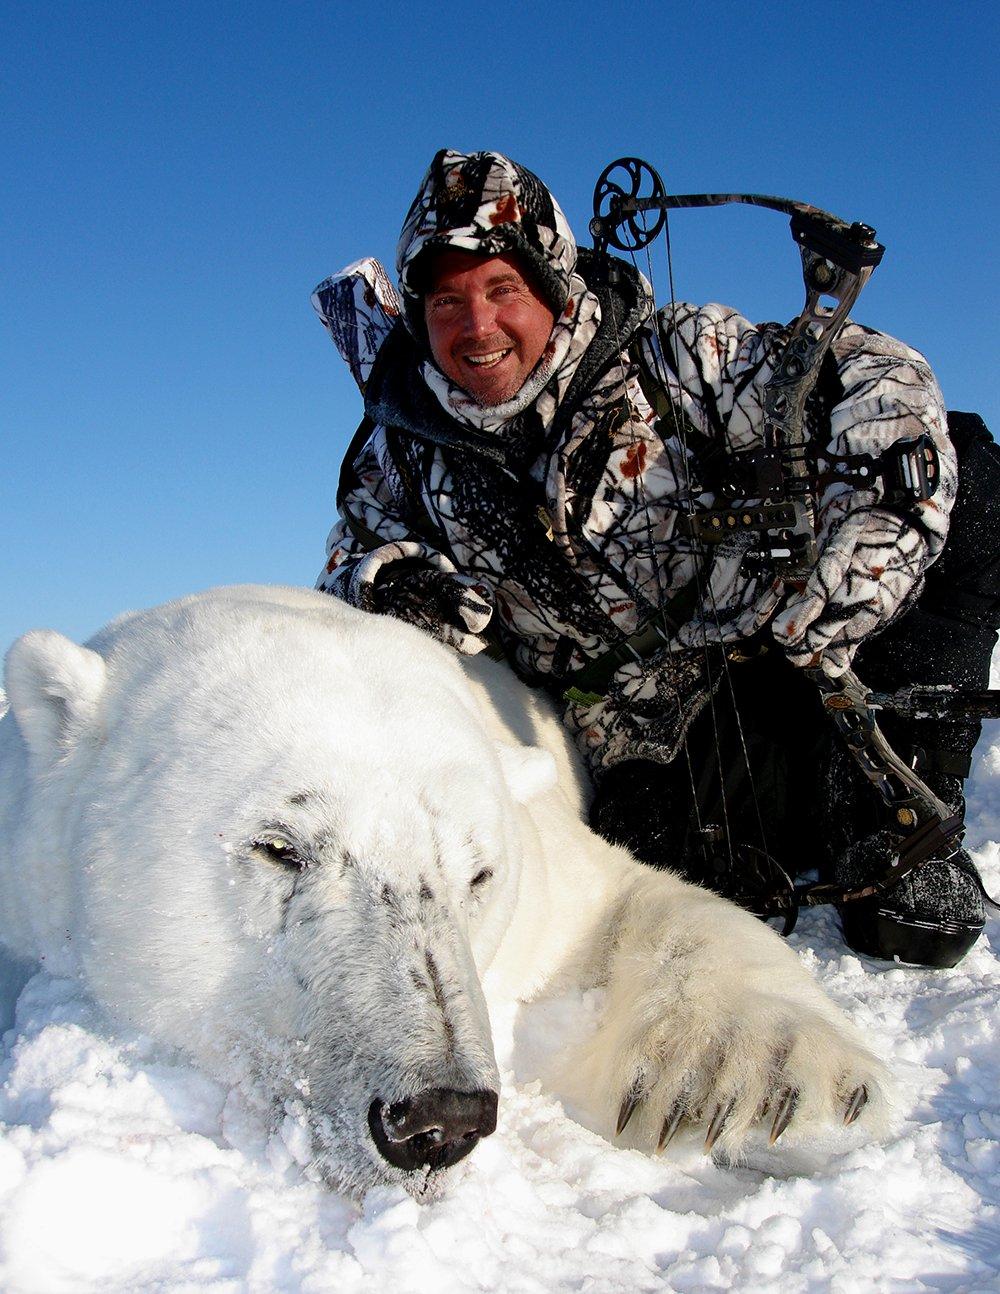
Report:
601,182,776,908
640,220,777,893
590,158,780,909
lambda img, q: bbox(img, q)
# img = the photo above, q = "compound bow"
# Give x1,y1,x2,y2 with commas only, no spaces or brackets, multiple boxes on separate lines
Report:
588,156,999,928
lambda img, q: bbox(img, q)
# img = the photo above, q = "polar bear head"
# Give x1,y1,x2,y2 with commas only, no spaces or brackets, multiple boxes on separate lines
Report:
0,586,554,1197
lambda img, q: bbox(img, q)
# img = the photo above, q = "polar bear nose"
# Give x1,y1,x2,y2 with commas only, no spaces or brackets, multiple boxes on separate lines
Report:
368,1088,499,1172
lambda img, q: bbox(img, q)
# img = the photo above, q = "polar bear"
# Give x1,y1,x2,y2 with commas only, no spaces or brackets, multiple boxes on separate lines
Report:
0,585,887,1197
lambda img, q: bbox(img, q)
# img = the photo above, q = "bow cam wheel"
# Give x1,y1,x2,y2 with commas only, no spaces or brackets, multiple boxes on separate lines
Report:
591,157,667,252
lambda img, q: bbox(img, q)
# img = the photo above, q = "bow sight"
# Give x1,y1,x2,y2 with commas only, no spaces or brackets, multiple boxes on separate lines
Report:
588,156,1000,925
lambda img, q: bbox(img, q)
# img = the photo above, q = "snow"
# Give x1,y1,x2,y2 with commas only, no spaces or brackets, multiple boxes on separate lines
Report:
1,733,1000,1289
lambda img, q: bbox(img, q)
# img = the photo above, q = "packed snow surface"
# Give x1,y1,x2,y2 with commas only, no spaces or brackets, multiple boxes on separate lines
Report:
1,730,999,1290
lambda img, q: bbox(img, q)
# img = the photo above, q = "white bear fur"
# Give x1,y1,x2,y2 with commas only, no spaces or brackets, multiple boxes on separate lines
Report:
0,586,889,1196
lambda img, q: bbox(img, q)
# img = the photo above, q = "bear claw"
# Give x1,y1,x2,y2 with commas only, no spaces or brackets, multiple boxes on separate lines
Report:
703,1097,736,1153
843,1084,868,1125
768,1087,798,1145
656,1098,687,1152
616,1083,644,1136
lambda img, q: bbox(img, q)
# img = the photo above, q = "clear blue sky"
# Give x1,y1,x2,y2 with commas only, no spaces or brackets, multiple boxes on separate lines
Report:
3,0,997,650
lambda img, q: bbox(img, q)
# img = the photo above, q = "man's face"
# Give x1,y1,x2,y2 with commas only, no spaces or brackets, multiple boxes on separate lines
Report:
424,250,556,406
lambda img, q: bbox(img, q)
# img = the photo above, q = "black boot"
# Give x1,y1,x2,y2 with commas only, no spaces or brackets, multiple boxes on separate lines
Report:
835,772,986,968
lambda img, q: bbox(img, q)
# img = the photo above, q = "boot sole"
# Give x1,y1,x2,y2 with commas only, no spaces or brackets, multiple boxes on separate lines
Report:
840,903,984,969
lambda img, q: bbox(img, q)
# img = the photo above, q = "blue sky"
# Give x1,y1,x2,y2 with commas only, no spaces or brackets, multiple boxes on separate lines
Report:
3,0,997,650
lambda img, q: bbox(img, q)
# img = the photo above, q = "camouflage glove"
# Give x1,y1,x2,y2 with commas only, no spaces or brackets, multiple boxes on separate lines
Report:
336,540,493,654
771,505,929,677
372,565,494,655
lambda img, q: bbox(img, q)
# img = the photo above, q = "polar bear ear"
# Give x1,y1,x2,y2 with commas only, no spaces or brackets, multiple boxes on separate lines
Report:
494,741,558,804
4,630,107,760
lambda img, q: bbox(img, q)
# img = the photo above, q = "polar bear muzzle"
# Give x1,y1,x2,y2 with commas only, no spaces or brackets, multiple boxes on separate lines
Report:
367,1087,499,1172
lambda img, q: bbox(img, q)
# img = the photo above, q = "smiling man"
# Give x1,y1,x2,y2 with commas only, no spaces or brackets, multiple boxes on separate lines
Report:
423,250,555,407
312,149,1000,969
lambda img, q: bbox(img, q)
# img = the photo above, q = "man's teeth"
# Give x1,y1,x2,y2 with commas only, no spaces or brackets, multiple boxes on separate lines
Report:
464,349,511,367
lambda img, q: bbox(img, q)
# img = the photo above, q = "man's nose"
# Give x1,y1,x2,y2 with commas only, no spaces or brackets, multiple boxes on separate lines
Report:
461,294,500,338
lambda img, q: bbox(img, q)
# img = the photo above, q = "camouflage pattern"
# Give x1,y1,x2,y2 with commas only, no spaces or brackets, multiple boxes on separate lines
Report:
313,152,955,775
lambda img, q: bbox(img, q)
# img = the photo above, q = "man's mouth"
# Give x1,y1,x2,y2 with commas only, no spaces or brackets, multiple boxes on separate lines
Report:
462,348,513,369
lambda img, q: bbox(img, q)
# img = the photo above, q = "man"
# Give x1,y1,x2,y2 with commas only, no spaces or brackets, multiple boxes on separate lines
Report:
312,149,999,968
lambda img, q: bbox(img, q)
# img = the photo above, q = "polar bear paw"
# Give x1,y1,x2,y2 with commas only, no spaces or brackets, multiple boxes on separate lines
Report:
588,991,890,1157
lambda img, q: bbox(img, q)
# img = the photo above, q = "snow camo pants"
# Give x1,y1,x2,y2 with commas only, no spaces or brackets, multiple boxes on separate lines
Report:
589,413,1000,888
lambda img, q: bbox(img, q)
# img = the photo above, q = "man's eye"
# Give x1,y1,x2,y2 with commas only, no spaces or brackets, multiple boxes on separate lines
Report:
254,837,305,870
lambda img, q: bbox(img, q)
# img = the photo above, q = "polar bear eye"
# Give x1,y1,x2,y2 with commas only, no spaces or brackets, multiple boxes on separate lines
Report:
470,867,493,889
254,836,305,870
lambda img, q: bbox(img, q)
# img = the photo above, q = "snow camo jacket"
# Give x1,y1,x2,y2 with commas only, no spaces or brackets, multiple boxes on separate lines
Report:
313,151,955,775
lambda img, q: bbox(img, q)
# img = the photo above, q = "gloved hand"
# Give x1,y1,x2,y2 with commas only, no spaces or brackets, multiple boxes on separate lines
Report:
771,504,929,677
336,540,494,654
372,565,494,654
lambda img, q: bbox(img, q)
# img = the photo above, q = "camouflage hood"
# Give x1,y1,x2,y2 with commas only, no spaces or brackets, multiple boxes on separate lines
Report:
396,149,578,338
